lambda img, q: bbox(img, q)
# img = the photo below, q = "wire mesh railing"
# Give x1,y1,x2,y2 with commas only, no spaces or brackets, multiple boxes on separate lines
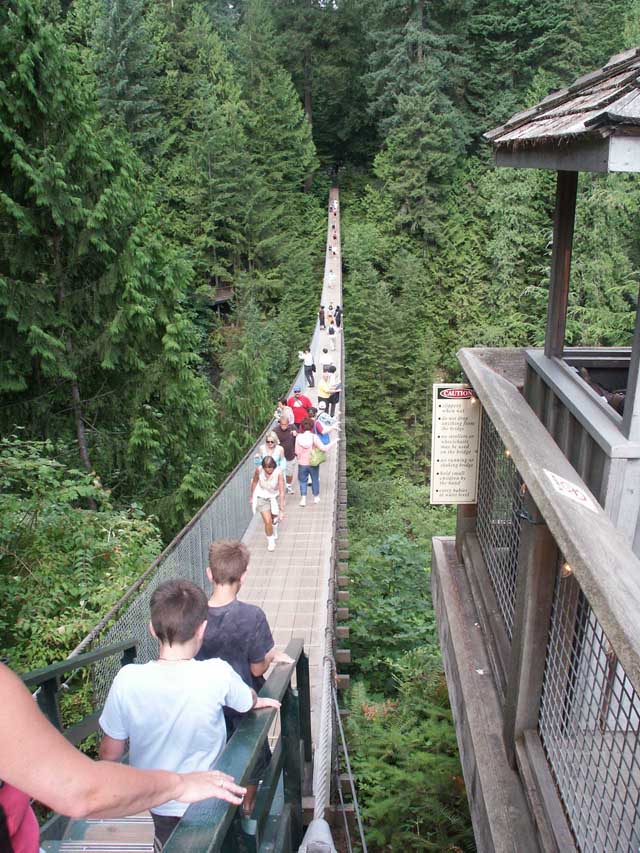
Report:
474,397,640,851
539,566,640,852
476,409,524,641
71,288,320,708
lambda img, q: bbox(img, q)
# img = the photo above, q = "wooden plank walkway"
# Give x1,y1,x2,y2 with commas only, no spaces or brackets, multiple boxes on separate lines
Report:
239,188,342,745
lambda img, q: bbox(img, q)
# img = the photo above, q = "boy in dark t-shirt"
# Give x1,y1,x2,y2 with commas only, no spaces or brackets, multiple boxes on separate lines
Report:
197,539,292,815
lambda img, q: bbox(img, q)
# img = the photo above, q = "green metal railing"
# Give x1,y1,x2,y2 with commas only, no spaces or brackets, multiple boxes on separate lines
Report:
22,638,311,852
22,639,138,843
166,638,311,853
22,638,138,744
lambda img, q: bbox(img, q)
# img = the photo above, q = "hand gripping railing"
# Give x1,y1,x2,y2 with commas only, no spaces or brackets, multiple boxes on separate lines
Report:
165,639,312,853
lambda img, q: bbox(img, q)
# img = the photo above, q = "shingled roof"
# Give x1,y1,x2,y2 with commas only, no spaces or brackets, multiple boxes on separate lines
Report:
485,47,640,171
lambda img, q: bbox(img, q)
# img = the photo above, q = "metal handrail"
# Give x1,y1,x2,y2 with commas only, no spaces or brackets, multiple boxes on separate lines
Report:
22,639,138,689
21,639,138,741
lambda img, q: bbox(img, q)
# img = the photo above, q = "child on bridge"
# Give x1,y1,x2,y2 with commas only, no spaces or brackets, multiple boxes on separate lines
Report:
98,578,280,852
197,539,293,817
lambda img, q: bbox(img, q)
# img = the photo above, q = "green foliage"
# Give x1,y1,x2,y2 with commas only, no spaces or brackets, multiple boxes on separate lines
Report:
344,473,465,847
347,657,474,852
346,478,455,693
0,437,161,670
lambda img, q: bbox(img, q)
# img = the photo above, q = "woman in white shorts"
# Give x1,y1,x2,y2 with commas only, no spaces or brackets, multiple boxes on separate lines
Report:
250,456,285,551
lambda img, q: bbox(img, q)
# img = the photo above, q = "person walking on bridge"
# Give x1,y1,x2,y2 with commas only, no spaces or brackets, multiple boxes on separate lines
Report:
274,415,297,495
294,418,338,506
287,386,312,429
298,348,315,388
250,457,285,552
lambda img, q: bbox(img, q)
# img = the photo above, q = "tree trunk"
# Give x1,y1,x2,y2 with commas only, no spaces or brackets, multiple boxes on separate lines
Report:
55,235,98,510
303,44,313,192
416,0,425,63
67,342,98,511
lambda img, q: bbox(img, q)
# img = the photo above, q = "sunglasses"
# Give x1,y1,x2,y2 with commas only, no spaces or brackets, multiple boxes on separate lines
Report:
266,441,275,445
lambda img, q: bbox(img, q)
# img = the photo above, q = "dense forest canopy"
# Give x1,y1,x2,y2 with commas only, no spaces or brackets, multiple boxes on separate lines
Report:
2,0,638,519
1,0,638,663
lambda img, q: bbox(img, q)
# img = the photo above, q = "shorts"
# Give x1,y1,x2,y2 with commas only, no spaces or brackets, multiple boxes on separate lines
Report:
284,458,296,477
151,813,180,852
256,495,279,514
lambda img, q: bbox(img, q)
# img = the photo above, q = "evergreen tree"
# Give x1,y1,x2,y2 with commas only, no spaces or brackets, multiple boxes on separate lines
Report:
93,0,162,157
0,0,221,533
373,81,469,242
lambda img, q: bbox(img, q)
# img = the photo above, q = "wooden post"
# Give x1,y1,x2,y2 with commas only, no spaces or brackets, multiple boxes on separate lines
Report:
503,493,558,767
544,171,578,359
296,652,313,764
281,686,303,847
622,287,640,442
455,503,477,561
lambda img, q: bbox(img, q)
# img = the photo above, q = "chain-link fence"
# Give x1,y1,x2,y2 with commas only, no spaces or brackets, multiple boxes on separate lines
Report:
476,409,524,640
539,567,640,852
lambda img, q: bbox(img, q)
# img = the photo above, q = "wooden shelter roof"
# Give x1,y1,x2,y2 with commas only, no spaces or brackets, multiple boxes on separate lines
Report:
485,47,640,158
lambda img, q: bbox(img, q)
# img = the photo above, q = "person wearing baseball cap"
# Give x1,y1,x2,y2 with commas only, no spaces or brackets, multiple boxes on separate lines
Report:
287,386,313,428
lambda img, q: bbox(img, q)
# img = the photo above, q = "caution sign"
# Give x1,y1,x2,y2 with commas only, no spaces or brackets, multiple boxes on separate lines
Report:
430,384,481,505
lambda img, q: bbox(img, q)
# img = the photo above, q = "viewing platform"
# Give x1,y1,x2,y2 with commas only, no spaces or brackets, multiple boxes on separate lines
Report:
433,49,640,853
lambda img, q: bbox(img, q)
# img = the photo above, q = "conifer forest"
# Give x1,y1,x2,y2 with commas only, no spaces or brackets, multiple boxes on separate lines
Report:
2,0,640,848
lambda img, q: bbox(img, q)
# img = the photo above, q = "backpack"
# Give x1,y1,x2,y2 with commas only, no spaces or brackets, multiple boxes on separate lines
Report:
313,421,331,445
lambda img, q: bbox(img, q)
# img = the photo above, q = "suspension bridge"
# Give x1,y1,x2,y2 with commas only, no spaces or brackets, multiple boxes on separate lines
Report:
25,189,360,853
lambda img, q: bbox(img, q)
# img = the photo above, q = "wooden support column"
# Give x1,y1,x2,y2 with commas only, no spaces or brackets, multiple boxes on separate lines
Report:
622,286,640,442
502,493,558,767
455,503,477,562
544,171,578,359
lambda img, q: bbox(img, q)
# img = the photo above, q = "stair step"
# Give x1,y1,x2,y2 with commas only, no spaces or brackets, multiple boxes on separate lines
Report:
42,814,154,852
43,844,152,852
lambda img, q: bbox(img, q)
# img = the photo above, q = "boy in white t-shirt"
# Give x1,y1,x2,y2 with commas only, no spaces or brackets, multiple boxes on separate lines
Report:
98,579,280,851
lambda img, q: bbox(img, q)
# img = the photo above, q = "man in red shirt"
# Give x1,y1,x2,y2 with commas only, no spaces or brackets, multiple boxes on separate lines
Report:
287,385,312,428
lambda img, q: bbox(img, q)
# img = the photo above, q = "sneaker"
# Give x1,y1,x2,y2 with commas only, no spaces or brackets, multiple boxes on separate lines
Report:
267,536,276,551
299,496,306,507
286,485,293,495
314,496,320,504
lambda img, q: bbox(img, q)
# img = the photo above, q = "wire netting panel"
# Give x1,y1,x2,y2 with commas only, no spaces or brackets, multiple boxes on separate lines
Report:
539,569,640,852
475,410,524,640
88,323,320,707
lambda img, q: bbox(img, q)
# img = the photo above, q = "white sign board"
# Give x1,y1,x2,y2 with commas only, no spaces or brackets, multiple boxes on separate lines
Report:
430,384,481,505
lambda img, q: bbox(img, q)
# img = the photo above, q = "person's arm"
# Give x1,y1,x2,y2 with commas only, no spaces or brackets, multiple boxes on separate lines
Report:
223,664,280,713
277,471,285,518
323,435,340,452
249,469,259,504
0,664,245,820
99,734,126,762
250,648,295,678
